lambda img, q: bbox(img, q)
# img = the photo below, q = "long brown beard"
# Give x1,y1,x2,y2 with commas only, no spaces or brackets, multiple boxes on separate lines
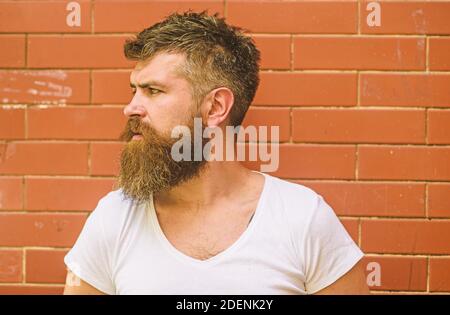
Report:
115,113,209,205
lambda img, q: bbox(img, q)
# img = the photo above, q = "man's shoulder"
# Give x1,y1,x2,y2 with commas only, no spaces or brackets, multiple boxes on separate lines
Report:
96,188,133,209
261,172,327,226
88,188,136,226
86,188,145,241
265,173,321,207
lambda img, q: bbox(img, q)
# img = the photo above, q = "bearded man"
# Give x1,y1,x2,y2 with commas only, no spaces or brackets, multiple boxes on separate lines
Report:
63,10,368,295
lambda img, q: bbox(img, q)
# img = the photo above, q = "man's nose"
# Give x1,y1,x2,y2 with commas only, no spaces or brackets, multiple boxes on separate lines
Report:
123,98,146,118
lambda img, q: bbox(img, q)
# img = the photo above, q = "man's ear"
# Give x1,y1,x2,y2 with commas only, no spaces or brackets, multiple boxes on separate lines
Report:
202,87,234,127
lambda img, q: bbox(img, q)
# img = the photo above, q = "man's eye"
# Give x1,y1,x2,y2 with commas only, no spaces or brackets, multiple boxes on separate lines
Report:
147,88,161,95
130,88,160,95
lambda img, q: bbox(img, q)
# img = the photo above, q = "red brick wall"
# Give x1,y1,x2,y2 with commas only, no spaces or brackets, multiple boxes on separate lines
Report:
0,0,449,295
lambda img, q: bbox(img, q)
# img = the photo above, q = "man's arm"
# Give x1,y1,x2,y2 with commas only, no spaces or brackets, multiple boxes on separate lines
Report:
63,269,108,295
313,259,370,295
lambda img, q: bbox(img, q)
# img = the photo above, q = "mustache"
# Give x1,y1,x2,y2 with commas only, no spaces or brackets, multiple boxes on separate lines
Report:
118,114,205,143
119,117,145,142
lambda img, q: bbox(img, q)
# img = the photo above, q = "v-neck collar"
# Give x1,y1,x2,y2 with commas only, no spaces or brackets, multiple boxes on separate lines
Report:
146,170,270,267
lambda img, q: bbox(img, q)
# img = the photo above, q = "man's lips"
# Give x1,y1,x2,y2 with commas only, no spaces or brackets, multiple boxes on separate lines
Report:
132,134,143,140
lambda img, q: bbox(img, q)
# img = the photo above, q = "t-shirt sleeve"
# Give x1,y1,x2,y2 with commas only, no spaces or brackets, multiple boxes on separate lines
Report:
63,197,116,295
303,194,364,294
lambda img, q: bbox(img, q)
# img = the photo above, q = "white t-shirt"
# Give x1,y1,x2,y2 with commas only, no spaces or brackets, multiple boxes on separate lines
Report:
64,171,364,295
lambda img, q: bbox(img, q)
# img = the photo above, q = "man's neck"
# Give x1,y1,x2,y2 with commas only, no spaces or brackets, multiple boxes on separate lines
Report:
153,161,254,212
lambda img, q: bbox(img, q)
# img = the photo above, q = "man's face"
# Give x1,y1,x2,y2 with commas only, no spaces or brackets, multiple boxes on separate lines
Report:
117,52,209,204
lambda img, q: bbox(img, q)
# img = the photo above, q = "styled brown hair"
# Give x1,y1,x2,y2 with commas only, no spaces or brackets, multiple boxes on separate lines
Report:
123,10,261,126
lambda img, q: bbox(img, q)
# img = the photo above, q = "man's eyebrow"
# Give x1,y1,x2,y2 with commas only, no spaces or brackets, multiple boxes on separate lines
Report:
129,80,168,89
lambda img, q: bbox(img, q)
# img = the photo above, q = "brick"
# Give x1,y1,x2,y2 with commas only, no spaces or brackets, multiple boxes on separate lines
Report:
292,109,425,144
361,256,427,291
360,73,450,107
0,108,25,139
26,249,68,284
254,72,357,106
429,258,450,292
294,37,425,70
358,146,450,181
90,142,124,176
361,219,450,254
429,38,450,71
0,285,63,295
428,184,450,218
0,1,91,33
0,177,23,210
241,107,290,142
26,178,115,211
0,142,89,175
340,218,359,244
0,70,90,105
428,109,450,144
296,181,425,218
28,107,127,140
27,35,135,69
252,35,291,70
0,249,23,283
92,70,131,104
370,291,430,295
240,144,356,180
227,0,357,34
94,0,224,32
0,36,25,68
361,1,450,35
0,213,87,247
